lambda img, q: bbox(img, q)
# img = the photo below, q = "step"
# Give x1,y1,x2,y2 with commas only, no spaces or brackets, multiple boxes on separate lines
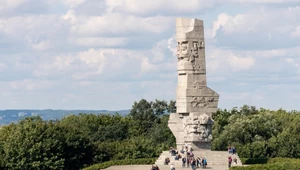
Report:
155,150,243,167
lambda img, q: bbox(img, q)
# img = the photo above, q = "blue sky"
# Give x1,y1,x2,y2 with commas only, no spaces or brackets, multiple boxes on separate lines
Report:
0,0,300,110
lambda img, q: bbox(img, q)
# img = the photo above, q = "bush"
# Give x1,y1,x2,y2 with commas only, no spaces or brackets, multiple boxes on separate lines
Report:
83,158,156,170
231,162,300,170
240,157,300,165
232,158,300,170
240,158,268,164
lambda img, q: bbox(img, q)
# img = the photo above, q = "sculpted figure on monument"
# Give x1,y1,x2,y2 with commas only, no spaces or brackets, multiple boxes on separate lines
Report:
183,117,198,134
191,97,205,108
191,97,216,108
192,63,206,73
177,41,189,61
176,41,199,62
191,97,208,108
183,114,213,141
190,42,199,63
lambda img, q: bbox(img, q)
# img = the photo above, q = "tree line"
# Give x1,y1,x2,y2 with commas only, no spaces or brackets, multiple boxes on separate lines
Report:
0,99,299,169
0,99,176,170
212,105,300,158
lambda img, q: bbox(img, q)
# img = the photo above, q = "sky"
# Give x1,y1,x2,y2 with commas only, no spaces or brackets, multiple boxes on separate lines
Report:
0,0,300,111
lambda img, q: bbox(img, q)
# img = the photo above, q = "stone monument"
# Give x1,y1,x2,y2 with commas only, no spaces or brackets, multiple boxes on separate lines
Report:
168,18,219,151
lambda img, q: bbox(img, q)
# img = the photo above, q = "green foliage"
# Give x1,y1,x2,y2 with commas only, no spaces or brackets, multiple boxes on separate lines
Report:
0,99,176,169
231,158,300,170
83,158,156,170
212,106,300,159
2,100,300,169
1,117,65,170
240,158,269,164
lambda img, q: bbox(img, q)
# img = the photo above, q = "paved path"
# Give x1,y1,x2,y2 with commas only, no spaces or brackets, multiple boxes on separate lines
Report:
103,165,231,170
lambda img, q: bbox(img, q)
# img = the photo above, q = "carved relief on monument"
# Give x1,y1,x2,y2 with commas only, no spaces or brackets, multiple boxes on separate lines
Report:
190,41,199,63
183,114,213,142
177,41,189,61
199,41,205,49
193,80,206,89
177,41,200,62
192,63,205,73
191,96,215,108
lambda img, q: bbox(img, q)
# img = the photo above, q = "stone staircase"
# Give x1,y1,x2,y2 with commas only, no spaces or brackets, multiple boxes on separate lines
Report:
155,150,243,168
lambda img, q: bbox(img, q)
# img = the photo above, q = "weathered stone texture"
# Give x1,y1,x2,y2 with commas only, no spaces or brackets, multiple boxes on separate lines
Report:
169,18,219,151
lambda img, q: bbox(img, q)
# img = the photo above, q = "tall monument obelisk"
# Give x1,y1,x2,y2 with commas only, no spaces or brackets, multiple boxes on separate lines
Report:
168,18,219,151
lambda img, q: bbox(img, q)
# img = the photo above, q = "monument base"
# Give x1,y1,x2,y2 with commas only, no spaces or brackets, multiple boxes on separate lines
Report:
190,142,211,151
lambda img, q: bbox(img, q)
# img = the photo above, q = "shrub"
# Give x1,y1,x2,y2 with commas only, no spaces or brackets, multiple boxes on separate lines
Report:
83,158,156,170
232,158,300,170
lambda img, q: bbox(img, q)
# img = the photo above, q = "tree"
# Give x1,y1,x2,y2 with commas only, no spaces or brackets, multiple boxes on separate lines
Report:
151,99,168,116
128,99,157,135
167,100,176,113
129,99,156,121
1,117,65,170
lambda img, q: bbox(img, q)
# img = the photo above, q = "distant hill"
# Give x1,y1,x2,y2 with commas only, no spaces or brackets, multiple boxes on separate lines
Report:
0,109,130,125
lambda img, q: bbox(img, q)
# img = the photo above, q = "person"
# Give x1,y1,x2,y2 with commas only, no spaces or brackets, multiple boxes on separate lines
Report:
175,154,181,160
165,157,170,165
203,157,207,168
151,165,159,170
180,146,185,154
233,157,237,165
190,151,194,157
182,157,186,167
197,157,201,167
232,146,236,154
228,156,232,168
191,158,196,170
170,164,175,170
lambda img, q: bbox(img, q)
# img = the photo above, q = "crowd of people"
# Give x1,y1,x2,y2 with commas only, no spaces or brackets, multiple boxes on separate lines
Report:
163,145,208,170
160,145,239,170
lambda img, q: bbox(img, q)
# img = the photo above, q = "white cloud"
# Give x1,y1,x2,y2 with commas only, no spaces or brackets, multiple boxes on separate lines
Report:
33,55,74,78
291,25,300,38
105,0,215,16
0,0,25,14
62,9,77,24
73,37,129,47
64,12,173,37
211,13,230,38
228,55,255,71
223,0,300,3
105,0,300,17
209,6,300,50
30,40,52,51
77,48,107,75
0,0,300,111
285,58,300,70
0,63,8,72
0,15,69,51
62,0,85,8
10,79,54,91
207,48,255,74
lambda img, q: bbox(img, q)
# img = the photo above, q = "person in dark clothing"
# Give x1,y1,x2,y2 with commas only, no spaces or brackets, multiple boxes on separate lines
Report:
228,156,232,168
